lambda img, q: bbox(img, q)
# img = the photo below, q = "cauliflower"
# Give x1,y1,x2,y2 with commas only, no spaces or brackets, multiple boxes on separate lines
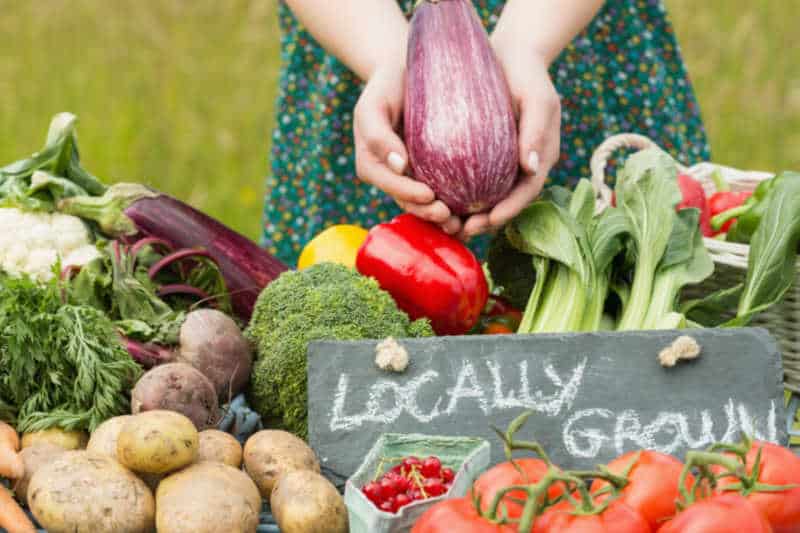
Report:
0,208,100,281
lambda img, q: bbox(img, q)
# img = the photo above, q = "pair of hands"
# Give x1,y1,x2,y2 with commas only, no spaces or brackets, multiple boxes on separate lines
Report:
353,36,562,240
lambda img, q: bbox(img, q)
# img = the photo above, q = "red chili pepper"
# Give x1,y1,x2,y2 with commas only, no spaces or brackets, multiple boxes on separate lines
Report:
612,174,713,236
708,191,753,234
355,214,488,336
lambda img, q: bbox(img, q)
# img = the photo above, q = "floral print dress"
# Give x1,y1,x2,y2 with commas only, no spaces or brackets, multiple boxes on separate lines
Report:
264,0,710,266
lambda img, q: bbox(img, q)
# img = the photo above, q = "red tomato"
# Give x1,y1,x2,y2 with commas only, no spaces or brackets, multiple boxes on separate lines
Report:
710,441,800,533
591,450,693,530
657,492,773,533
470,459,563,519
411,497,516,533
534,499,651,533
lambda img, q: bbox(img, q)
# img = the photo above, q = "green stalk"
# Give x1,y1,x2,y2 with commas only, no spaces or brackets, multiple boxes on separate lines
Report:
581,273,609,331
618,256,657,330
532,265,587,333
517,258,549,334
642,272,679,330
711,204,750,231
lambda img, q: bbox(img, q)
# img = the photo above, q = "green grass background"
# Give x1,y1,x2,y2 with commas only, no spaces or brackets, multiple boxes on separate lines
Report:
1,0,798,242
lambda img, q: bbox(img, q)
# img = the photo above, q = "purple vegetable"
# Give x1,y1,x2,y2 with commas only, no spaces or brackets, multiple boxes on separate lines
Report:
404,0,519,216
58,184,289,320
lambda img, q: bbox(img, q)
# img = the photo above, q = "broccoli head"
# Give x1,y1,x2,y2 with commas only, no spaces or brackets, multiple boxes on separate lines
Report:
487,228,536,310
245,263,434,438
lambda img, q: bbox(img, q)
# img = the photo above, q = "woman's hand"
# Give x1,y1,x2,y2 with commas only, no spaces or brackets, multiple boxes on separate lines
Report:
353,64,462,234
460,42,562,239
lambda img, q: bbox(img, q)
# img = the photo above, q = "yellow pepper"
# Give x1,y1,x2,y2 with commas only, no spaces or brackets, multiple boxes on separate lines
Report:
297,224,368,270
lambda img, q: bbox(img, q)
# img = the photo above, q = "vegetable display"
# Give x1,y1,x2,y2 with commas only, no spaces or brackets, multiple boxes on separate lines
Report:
356,214,488,335
404,0,518,215
245,263,434,437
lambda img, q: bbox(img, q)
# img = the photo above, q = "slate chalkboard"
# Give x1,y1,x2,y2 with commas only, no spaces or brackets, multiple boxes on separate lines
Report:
308,328,786,479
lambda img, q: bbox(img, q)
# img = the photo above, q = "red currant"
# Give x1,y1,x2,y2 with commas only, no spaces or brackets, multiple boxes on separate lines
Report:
379,498,395,513
408,488,423,501
423,477,446,497
421,456,442,478
362,481,384,505
395,493,411,510
441,467,455,483
380,477,398,498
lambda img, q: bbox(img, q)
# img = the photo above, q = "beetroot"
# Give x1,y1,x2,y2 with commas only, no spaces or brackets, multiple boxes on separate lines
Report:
404,0,519,215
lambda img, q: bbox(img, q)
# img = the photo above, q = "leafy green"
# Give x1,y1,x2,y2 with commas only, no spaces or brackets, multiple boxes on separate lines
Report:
0,113,106,211
642,208,714,329
0,270,141,432
615,149,683,330
486,230,536,310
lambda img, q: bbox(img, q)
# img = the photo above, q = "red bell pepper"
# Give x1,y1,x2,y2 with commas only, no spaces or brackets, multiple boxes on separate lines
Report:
355,214,488,336
709,191,753,234
612,173,713,236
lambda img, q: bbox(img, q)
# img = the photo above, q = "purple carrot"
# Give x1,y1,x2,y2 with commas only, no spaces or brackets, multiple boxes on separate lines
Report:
58,184,289,321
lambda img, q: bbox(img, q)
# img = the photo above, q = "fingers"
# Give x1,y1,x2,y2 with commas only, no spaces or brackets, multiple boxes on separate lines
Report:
487,173,547,228
396,199,452,225
517,87,561,179
354,79,437,205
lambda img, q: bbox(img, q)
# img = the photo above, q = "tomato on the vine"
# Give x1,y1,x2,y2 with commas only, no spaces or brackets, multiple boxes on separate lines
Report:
470,458,564,519
657,492,773,533
411,497,516,533
710,440,800,533
591,450,693,530
534,499,651,533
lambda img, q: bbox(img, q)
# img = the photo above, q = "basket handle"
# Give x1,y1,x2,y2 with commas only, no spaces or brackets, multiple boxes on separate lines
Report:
590,133,687,210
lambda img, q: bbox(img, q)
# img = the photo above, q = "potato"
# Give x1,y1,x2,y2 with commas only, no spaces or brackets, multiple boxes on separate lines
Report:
271,470,347,533
243,430,320,498
131,362,220,430
27,450,155,533
86,415,134,460
21,428,88,450
117,410,198,475
197,429,242,467
13,443,65,506
156,461,261,533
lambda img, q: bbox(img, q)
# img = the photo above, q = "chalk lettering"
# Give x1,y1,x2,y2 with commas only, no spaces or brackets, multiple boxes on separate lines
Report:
446,360,489,415
563,408,614,457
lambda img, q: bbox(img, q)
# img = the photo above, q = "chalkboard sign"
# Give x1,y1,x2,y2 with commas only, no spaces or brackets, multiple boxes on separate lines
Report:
307,328,786,479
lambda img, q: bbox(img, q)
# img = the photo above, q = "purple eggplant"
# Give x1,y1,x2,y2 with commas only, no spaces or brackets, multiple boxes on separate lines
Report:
58,183,289,321
405,0,519,216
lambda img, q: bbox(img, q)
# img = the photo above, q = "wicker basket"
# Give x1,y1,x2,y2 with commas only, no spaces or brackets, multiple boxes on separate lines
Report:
590,133,800,392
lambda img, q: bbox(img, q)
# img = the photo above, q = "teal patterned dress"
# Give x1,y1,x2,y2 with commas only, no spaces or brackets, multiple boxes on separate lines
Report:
264,0,710,266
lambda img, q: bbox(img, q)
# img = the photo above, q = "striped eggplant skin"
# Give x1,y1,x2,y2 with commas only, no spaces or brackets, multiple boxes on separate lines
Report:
405,0,519,216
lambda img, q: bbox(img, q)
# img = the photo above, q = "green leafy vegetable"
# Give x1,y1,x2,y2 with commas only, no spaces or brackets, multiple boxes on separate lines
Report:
0,269,141,432
0,113,106,211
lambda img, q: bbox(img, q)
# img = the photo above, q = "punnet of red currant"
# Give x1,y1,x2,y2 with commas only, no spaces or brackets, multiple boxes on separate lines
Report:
361,455,456,514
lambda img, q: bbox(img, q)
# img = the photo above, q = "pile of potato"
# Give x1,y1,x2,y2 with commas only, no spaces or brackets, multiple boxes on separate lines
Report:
14,413,348,533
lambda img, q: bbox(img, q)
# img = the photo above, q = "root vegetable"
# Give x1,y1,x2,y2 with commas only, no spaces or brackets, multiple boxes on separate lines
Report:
243,430,320,498
0,486,36,533
177,309,253,400
28,451,155,533
117,410,198,475
22,428,88,451
13,443,65,506
86,415,134,460
271,470,348,533
156,461,261,533
131,363,220,430
0,422,23,479
197,430,242,468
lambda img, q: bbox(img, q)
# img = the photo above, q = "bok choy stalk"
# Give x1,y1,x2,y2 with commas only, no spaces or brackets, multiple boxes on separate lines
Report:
614,149,683,330
507,182,594,334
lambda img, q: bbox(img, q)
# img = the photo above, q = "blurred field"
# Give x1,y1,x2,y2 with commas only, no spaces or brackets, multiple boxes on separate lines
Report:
1,0,798,241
